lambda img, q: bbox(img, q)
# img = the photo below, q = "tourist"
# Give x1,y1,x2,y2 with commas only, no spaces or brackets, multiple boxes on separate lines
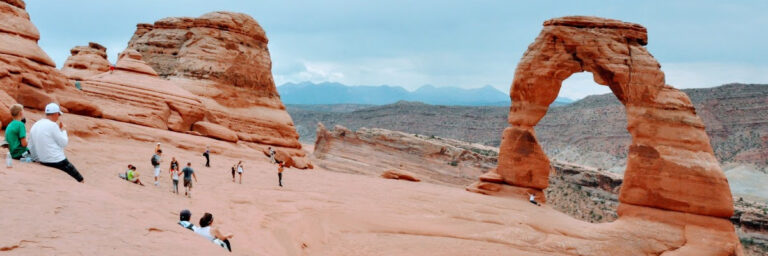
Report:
28,103,84,182
178,209,195,231
230,164,236,182
277,161,284,187
119,164,144,186
195,212,233,252
151,149,162,186
203,146,210,167
5,104,28,159
182,162,197,197
236,161,244,184
109,64,115,74
169,157,180,194
268,147,276,164
528,193,540,206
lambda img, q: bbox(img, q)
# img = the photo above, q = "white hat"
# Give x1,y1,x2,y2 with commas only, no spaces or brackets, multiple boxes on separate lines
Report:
44,103,61,114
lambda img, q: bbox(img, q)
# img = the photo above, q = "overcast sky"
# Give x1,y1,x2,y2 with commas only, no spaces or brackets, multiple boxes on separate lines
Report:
27,0,768,99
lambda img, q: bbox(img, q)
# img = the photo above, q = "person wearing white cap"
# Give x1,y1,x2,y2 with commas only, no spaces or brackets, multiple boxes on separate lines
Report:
28,103,84,182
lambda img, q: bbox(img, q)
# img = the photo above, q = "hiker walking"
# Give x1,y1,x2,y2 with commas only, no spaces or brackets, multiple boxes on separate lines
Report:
169,157,180,194
277,161,284,187
203,146,210,167
182,162,198,197
151,149,162,186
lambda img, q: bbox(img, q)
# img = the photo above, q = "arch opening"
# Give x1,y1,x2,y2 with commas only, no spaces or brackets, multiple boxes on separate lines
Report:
537,71,630,223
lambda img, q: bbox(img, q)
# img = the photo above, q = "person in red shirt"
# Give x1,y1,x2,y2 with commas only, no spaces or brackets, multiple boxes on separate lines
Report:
109,65,115,74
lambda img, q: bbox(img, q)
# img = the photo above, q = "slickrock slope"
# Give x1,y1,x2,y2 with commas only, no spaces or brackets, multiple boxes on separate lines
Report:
313,123,497,186
60,42,110,80
0,110,744,255
0,0,98,126
313,123,764,254
126,12,302,152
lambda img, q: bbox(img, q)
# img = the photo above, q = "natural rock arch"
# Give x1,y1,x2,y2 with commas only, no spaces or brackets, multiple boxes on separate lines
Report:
469,16,733,218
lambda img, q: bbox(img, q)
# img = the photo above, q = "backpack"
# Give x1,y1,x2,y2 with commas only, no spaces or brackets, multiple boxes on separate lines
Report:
151,155,159,166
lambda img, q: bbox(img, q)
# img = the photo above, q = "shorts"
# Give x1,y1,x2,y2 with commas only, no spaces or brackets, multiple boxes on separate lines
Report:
238,169,243,174
154,166,161,177
184,179,193,188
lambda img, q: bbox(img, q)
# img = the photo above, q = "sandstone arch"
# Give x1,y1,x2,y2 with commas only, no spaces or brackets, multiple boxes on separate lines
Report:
469,16,733,218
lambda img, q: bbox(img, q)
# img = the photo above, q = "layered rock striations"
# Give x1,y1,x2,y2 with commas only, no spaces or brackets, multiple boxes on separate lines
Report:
60,42,110,80
78,49,204,131
466,16,741,254
126,12,301,151
313,124,497,186
0,0,98,127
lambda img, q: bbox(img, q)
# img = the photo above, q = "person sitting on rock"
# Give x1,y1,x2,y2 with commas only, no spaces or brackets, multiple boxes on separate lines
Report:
5,104,29,160
528,193,541,206
28,103,84,183
119,164,144,186
178,209,196,231
195,212,233,252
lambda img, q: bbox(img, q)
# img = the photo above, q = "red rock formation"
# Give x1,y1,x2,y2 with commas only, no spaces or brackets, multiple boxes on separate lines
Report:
381,169,421,182
0,0,99,126
126,11,301,150
79,49,205,132
60,42,110,80
192,121,238,143
313,123,497,186
467,16,741,254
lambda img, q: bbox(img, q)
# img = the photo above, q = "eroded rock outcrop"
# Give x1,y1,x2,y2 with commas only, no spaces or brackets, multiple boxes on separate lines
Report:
79,49,204,131
0,0,99,127
381,169,421,182
313,123,497,186
126,12,301,149
60,42,110,80
466,16,741,254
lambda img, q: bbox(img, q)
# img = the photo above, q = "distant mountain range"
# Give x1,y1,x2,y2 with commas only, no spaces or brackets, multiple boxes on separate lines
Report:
277,81,574,106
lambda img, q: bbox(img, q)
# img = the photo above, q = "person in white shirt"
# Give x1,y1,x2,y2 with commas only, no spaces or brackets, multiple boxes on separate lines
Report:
528,193,540,206
28,103,83,182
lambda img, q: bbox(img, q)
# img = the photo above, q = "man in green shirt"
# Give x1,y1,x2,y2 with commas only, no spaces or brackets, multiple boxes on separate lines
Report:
5,104,28,159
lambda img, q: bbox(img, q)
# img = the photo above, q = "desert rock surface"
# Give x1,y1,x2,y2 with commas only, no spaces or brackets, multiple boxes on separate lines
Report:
313,123,497,186
0,110,744,255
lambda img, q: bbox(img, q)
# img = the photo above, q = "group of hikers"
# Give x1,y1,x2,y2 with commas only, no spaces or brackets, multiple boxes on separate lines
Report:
3,102,292,252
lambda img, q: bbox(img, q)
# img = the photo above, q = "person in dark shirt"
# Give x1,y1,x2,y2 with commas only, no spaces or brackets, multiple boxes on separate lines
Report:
182,162,198,198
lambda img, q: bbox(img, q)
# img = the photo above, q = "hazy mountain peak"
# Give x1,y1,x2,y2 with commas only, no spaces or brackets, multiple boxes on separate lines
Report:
278,81,571,106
